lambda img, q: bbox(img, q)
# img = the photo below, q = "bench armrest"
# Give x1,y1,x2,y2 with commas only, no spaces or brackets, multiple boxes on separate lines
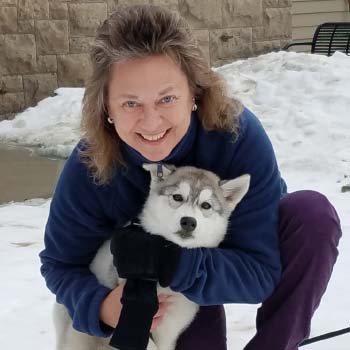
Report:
283,41,313,51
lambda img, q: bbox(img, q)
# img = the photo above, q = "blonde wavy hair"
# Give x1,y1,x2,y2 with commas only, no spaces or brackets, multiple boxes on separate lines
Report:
80,4,243,184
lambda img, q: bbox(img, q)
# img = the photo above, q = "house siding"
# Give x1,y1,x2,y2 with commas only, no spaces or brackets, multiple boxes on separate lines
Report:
291,0,350,50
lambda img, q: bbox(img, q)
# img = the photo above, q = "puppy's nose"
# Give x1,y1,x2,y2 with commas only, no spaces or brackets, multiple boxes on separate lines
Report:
180,217,197,232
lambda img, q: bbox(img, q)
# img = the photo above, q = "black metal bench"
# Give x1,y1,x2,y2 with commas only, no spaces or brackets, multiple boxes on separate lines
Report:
283,22,350,56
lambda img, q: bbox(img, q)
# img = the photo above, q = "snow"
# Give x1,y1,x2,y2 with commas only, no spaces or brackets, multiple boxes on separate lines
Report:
0,51,349,349
0,88,84,158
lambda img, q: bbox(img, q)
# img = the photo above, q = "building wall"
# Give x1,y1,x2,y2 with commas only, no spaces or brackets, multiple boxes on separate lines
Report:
0,0,292,118
292,0,350,51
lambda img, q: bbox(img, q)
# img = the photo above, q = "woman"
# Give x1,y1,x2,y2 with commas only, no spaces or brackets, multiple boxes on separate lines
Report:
39,5,341,350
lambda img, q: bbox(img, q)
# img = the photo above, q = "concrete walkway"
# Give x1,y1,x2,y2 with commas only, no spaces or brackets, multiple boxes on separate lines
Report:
0,145,65,204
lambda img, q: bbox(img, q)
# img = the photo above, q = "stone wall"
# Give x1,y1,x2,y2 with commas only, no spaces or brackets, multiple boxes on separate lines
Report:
0,0,292,117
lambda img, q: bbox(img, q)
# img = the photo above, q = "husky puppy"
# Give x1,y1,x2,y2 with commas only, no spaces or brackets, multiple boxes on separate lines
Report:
54,164,250,350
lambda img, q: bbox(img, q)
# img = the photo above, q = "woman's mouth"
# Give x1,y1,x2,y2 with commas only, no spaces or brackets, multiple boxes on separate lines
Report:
137,129,170,144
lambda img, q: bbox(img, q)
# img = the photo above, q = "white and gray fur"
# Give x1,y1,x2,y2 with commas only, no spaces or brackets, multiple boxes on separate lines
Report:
53,165,250,350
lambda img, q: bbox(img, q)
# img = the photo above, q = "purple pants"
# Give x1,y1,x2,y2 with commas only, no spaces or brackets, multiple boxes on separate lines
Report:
175,190,342,350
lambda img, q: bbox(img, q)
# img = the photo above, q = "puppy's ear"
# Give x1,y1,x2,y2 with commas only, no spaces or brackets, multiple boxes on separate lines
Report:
143,163,176,183
219,174,250,212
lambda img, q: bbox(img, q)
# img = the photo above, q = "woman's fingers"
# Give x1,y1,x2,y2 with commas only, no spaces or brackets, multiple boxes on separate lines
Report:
151,315,164,332
151,299,172,331
154,301,171,318
158,293,172,302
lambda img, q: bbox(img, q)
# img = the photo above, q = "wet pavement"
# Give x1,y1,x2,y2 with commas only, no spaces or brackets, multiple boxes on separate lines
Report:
0,145,66,204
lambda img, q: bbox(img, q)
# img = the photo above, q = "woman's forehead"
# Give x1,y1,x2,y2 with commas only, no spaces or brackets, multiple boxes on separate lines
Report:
108,55,190,98
110,55,186,79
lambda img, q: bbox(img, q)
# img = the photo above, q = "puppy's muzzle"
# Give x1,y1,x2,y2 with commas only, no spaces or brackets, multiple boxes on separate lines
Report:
176,217,197,239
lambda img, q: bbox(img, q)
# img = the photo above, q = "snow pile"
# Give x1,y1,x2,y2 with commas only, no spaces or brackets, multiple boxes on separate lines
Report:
216,51,350,191
0,88,84,158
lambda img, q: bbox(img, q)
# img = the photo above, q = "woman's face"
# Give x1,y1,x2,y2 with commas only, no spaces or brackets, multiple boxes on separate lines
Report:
107,54,194,162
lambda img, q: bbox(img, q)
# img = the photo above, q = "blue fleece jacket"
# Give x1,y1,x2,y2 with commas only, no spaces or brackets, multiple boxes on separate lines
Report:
39,107,287,337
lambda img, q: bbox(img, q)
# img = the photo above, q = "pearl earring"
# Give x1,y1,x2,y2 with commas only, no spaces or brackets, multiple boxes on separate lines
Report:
107,117,114,124
192,103,198,112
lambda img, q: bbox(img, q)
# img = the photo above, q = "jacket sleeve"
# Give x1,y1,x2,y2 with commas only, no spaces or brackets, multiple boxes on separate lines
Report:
170,108,284,305
39,146,118,337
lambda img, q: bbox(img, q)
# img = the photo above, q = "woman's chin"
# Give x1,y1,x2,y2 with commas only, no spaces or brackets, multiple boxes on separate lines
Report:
135,135,175,161
140,149,172,162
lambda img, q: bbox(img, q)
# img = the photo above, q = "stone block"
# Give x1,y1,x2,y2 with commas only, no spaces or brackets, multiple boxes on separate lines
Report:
69,36,95,54
2,75,23,93
0,35,4,75
210,28,253,67
68,3,107,36
36,20,69,55
0,92,25,114
113,0,178,11
118,0,150,5
0,34,36,75
263,0,291,8
23,73,58,106
151,0,179,11
252,40,281,55
0,0,17,6
106,0,119,14
36,55,57,73
18,20,35,33
0,7,17,33
49,2,68,19
18,0,49,19
179,0,222,30
264,7,291,39
222,0,263,27
57,54,92,87
193,29,210,65
253,26,265,41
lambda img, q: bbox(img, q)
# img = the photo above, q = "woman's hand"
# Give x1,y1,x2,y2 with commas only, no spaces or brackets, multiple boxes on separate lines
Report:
99,282,126,328
99,283,172,330
151,293,172,332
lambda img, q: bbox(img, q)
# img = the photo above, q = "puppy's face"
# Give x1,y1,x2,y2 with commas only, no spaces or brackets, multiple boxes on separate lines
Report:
140,165,250,248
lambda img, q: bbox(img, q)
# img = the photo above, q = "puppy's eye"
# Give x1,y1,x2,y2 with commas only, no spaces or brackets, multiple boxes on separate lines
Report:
172,194,183,202
201,202,211,210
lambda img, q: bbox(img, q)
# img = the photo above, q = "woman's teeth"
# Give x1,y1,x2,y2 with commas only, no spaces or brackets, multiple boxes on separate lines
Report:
140,130,167,141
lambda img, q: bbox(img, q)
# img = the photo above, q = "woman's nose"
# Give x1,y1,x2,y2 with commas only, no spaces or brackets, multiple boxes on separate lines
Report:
140,105,162,130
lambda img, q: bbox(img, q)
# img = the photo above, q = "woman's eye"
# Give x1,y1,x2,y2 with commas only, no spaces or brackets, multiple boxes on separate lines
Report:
124,101,138,108
201,202,211,210
172,194,183,202
161,95,176,104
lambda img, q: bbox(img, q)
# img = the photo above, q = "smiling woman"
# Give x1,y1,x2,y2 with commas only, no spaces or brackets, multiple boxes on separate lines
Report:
106,55,194,162
39,4,342,350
